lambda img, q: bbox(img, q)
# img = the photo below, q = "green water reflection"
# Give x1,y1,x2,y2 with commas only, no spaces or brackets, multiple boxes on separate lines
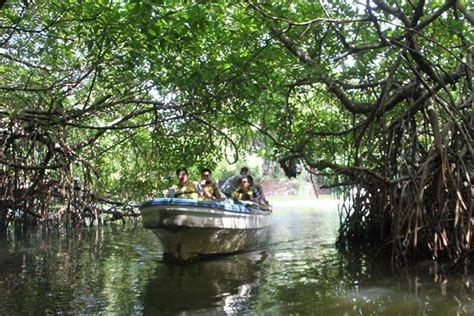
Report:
0,204,473,314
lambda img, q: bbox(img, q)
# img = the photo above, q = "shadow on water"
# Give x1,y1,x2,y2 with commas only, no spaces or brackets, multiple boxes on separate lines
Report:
145,250,269,314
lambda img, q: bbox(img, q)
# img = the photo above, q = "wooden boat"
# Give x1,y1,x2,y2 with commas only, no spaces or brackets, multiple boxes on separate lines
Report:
139,198,272,262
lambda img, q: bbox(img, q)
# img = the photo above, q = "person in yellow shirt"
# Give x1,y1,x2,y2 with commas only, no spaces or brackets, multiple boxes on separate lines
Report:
199,168,222,200
232,175,267,206
166,168,201,199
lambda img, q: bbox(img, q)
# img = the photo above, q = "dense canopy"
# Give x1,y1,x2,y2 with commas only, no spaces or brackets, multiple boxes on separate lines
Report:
1,1,472,262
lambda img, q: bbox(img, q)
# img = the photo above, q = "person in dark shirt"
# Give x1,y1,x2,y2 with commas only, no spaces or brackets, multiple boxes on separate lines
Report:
220,167,249,197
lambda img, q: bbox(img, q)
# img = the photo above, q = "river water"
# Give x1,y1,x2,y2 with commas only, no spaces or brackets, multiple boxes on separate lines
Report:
0,200,473,315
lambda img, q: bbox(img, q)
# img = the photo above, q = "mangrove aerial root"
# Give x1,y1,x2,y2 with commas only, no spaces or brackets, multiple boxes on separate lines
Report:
337,109,473,265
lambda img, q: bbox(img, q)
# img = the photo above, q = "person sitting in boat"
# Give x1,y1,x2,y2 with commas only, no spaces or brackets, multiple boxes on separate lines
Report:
166,167,201,199
220,167,249,198
231,175,268,206
199,168,222,200
221,167,268,203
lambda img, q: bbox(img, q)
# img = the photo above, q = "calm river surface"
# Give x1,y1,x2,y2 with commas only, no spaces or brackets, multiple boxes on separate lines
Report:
1,200,473,315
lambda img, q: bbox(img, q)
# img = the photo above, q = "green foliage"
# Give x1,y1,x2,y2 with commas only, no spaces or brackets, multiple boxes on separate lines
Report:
1,0,471,208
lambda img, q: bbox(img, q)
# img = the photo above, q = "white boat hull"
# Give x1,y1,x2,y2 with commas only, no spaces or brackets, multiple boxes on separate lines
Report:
140,198,272,262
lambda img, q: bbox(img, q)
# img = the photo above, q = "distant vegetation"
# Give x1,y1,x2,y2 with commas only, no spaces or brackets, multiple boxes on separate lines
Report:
0,1,472,264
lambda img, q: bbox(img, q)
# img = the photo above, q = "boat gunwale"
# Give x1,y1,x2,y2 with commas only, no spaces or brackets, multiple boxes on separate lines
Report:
139,198,272,216
140,205,272,219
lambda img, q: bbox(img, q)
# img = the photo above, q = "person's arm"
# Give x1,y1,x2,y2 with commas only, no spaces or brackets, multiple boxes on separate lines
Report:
220,177,231,196
252,188,267,206
195,182,203,196
254,184,268,206
255,184,267,200
220,175,238,197
231,191,240,200
166,187,176,198
201,182,214,199
212,182,222,199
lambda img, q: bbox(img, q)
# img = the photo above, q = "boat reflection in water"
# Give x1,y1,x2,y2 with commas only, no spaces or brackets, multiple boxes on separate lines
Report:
144,250,269,314
139,198,272,262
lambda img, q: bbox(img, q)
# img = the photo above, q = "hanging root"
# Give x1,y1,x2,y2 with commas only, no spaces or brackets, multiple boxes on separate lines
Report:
0,118,137,230
338,108,473,265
